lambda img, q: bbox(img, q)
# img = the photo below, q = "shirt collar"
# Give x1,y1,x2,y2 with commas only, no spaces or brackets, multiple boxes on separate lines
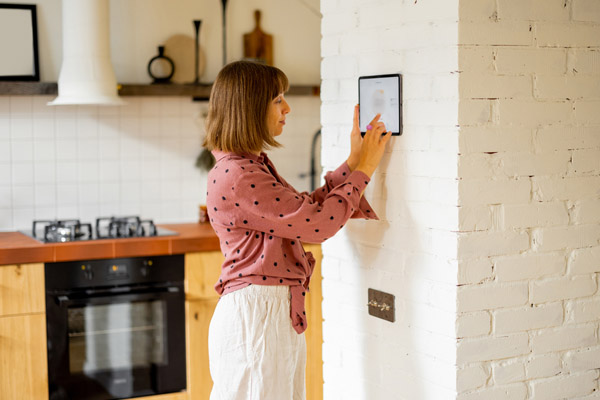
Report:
211,149,267,164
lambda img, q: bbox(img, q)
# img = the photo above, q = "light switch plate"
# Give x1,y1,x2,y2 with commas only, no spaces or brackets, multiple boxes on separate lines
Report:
367,288,395,322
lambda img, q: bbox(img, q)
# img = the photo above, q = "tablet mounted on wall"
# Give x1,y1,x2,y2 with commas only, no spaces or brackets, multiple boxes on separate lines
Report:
359,74,402,136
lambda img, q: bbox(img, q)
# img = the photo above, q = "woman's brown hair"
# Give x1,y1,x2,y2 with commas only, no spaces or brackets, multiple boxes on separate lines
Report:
203,61,289,153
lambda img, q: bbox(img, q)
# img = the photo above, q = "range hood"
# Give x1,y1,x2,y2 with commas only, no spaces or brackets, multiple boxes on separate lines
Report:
48,0,124,106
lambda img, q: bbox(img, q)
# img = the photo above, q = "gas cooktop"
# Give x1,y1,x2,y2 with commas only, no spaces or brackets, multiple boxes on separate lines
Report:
22,216,178,243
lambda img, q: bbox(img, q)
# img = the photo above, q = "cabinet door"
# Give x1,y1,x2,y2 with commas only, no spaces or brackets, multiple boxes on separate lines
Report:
0,263,45,317
0,313,49,400
303,244,323,400
185,252,224,300
186,298,219,400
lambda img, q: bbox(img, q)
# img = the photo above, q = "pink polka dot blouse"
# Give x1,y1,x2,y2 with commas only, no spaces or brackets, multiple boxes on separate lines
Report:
207,150,378,334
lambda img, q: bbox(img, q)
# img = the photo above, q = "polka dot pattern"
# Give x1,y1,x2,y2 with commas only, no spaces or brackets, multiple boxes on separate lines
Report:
206,150,377,334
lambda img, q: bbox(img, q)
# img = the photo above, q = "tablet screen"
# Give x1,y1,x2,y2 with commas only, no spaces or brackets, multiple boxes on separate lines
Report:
359,74,402,135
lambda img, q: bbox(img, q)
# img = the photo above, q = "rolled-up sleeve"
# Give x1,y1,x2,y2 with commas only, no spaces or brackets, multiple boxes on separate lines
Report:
213,160,375,243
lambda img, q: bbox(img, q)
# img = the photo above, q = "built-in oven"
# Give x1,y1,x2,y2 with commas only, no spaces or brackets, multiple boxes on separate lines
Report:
45,255,186,400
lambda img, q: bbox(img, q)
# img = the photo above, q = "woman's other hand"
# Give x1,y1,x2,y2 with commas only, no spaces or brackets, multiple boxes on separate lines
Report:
355,114,392,178
346,104,362,171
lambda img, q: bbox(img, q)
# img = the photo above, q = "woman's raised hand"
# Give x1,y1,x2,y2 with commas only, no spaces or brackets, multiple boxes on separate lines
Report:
355,113,392,178
346,105,363,171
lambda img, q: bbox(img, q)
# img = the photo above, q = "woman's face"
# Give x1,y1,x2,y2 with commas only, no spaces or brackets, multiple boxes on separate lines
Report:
266,93,291,137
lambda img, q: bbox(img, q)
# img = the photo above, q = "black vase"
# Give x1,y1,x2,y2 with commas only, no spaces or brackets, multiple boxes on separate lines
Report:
147,46,175,84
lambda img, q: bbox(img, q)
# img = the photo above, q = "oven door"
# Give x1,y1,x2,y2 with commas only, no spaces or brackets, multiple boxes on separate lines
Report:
46,285,186,400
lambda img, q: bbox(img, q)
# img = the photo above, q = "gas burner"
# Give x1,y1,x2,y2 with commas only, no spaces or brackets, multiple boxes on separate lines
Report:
32,219,93,243
96,216,158,239
25,216,174,243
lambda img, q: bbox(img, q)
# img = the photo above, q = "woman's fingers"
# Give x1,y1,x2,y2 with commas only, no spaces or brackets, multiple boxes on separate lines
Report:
369,113,381,126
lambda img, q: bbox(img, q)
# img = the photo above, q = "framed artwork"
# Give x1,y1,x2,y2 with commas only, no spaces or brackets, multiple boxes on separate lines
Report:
0,3,40,81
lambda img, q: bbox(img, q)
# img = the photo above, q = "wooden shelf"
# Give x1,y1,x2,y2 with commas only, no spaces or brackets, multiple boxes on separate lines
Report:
0,82,320,99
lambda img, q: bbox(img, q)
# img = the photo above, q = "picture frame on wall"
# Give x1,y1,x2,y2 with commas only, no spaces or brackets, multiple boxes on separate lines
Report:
0,3,40,81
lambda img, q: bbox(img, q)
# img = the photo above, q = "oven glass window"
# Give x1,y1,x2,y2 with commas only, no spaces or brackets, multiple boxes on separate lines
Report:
68,300,166,374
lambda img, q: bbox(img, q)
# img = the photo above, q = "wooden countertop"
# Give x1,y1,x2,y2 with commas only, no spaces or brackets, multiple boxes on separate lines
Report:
0,223,220,265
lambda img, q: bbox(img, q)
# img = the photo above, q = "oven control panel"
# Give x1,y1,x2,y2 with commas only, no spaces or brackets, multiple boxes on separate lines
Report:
45,254,184,290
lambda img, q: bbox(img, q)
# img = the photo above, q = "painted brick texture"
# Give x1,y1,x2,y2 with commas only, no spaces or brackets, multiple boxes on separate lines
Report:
320,0,459,398
322,0,599,398
457,0,600,398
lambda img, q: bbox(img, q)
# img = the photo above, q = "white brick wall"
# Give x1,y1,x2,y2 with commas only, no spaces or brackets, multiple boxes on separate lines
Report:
323,0,599,398
320,0,459,398
457,0,600,397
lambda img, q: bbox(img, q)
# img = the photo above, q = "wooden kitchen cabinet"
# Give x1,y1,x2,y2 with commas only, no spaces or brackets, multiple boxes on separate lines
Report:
303,244,324,400
183,247,323,400
0,263,48,400
186,297,219,400
0,263,45,316
185,251,222,400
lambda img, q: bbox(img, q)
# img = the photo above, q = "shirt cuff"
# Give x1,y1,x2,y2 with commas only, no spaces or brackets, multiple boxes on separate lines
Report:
345,170,379,221
325,162,353,189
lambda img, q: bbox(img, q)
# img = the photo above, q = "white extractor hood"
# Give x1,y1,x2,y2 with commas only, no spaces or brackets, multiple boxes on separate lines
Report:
48,0,124,106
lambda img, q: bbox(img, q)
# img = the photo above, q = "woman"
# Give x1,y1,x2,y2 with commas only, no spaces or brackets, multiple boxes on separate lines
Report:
204,61,391,400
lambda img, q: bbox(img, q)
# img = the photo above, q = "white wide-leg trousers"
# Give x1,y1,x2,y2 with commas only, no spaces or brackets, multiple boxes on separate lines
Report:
208,284,307,400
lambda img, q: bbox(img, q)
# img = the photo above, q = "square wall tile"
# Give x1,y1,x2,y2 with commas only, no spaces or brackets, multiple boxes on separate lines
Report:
98,116,120,139
0,207,12,230
99,161,120,182
35,205,58,220
99,182,119,203
56,184,78,206
55,117,77,139
79,203,100,222
12,162,34,184
13,207,35,230
34,140,56,161
33,118,56,139
77,138,100,160
77,116,99,138
56,205,80,220
56,138,77,161
78,183,100,205
0,185,12,208
140,97,160,117
0,117,9,139
99,203,121,216
99,138,120,160
0,163,11,185
0,139,10,161
12,185,34,208
11,140,33,162
34,162,56,184
56,161,78,183
35,184,57,207
120,181,141,203
10,118,33,139
78,161,100,182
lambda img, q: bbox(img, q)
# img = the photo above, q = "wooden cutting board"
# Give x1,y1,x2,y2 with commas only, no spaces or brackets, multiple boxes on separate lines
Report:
243,10,273,65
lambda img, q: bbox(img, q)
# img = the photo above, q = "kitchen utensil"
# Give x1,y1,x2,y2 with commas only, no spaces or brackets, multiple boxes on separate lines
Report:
243,10,273,66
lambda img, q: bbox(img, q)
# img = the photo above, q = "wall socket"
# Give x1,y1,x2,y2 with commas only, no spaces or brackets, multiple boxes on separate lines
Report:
367,288,395,322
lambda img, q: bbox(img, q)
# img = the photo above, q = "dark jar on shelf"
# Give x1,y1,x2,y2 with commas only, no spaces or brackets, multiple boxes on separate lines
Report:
147,46,175,84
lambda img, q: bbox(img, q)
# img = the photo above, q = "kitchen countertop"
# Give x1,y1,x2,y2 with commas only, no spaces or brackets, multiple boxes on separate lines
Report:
0,223,220,265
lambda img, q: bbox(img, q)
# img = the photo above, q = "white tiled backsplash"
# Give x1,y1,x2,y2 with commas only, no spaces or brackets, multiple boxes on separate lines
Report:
0,95,320,231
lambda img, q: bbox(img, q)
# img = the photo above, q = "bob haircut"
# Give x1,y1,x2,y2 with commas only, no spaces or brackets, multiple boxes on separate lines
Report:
203,61,289,154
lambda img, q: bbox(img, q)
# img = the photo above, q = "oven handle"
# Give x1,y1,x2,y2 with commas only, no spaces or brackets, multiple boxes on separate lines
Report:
55,285,182,306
